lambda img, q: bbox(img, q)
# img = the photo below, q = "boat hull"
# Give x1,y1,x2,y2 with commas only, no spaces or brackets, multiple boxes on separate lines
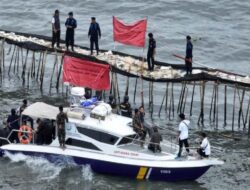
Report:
0,148,210,182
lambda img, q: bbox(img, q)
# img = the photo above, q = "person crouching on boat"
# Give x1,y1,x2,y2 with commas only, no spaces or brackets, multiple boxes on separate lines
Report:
7,109,20,143
35,118,45,145
148,126,162,153
176,113,190,159
197,132,211,158
132,109,146,147
56,105,69,148
120,95,132,118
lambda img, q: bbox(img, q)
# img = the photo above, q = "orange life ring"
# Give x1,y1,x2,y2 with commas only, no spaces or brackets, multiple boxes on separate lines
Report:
18,125,33,144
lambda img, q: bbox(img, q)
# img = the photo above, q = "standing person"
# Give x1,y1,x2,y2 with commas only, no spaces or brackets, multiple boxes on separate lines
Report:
197,132,211,158
51,9,61,48
7,109,20,143
176,113,190,159
185,35,193,75
120,95,132,118
88,17,101,55
65,12,77,51
139,106,152,137
147,33,156,71
132,109,146,147
56,105,69,148
19,99,34,129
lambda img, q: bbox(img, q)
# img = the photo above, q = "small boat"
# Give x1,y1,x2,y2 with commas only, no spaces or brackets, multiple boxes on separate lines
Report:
0,89,223,181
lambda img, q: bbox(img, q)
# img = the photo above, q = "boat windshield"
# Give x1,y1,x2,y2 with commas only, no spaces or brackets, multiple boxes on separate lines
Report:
76,126,119,145
117,134,137,146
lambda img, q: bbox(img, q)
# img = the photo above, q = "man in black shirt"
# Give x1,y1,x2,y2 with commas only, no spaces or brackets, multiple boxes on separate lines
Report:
147,33,156,71
185,35,193,75
51,10,61,48
88,17,101,55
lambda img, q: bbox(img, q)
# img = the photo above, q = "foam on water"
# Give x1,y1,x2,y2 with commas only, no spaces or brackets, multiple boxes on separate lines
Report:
4,151,63,180
81,164,93,181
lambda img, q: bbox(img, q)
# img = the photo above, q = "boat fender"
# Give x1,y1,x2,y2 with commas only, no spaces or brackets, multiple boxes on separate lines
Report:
18,125,33,144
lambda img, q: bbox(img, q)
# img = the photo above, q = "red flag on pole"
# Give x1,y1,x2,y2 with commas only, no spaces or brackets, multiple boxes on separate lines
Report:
113,16,147,47
63,56,110,90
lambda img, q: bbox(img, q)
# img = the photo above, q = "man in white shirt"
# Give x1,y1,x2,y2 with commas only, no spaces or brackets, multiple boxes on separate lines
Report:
176,113,190,158
197,132,211,158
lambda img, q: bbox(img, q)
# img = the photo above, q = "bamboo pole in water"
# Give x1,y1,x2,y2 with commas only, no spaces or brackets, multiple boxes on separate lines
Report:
244,97,250,129
224,85,227,126
182,87,188,113
36,52,42,80
209,84,215,121
177,82,184,113
198,81,205,125
215,83,219,129
165,82,169,112
8,45,16,76
115,73,120,107
213,82,217,123
22,49,29,85
190,82,196,116
232,85,237,132
237,88,245,128
180,82,187,113
40,51,47,90
56,55,63,91
50,52,58,93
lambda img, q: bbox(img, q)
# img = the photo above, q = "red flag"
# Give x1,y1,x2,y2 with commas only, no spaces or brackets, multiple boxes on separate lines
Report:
113,16,147,47
63,56,110,90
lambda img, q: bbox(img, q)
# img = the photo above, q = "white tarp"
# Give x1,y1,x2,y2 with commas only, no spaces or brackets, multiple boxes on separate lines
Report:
22,102,60,120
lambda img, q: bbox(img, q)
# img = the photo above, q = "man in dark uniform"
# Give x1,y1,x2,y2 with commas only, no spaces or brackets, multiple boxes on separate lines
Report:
185,35,193,75
147,33,156,71
56,105,69,148
132,109,146,147
120,95,132,118
19,99,34,129
51,10,61,48
65,12,77,51
88,17,101,55
148,126,162,153
7,109,20,143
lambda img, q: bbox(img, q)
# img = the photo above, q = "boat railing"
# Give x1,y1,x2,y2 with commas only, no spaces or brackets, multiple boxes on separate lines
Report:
0,129,35,145
120,134,179,154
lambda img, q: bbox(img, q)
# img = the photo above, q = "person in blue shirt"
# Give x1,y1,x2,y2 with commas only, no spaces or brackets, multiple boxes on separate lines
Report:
147,33,156,71
185,35,193,75
88,17,101,55
65,12,77,51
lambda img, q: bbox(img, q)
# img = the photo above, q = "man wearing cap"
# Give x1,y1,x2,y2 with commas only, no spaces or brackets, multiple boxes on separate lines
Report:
176,113,190,158
88,17,101,55
51,10,61,48
185,35,193,75
65,12,77,51
147,33,156,71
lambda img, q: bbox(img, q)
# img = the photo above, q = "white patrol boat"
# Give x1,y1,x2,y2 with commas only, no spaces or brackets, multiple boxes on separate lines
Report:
0,89,223,182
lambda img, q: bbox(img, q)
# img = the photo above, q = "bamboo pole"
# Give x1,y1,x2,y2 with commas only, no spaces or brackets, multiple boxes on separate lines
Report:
177,82,184,113
180,82,187,114
209,83,216,120
133,77,138,104
165,82,169,112
40,51,47,90
36,52,42,80
232,85,237,132
50,52,58,93
198,81,205,125
215,83,219,129
182,87,188,113
224,85,227,126
237,88,245,128
8,45,16,76
56,55,63,91
190,82,196,116
115,73,121,107
22,49,29,85
244,97,250,129
213,82,217,123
